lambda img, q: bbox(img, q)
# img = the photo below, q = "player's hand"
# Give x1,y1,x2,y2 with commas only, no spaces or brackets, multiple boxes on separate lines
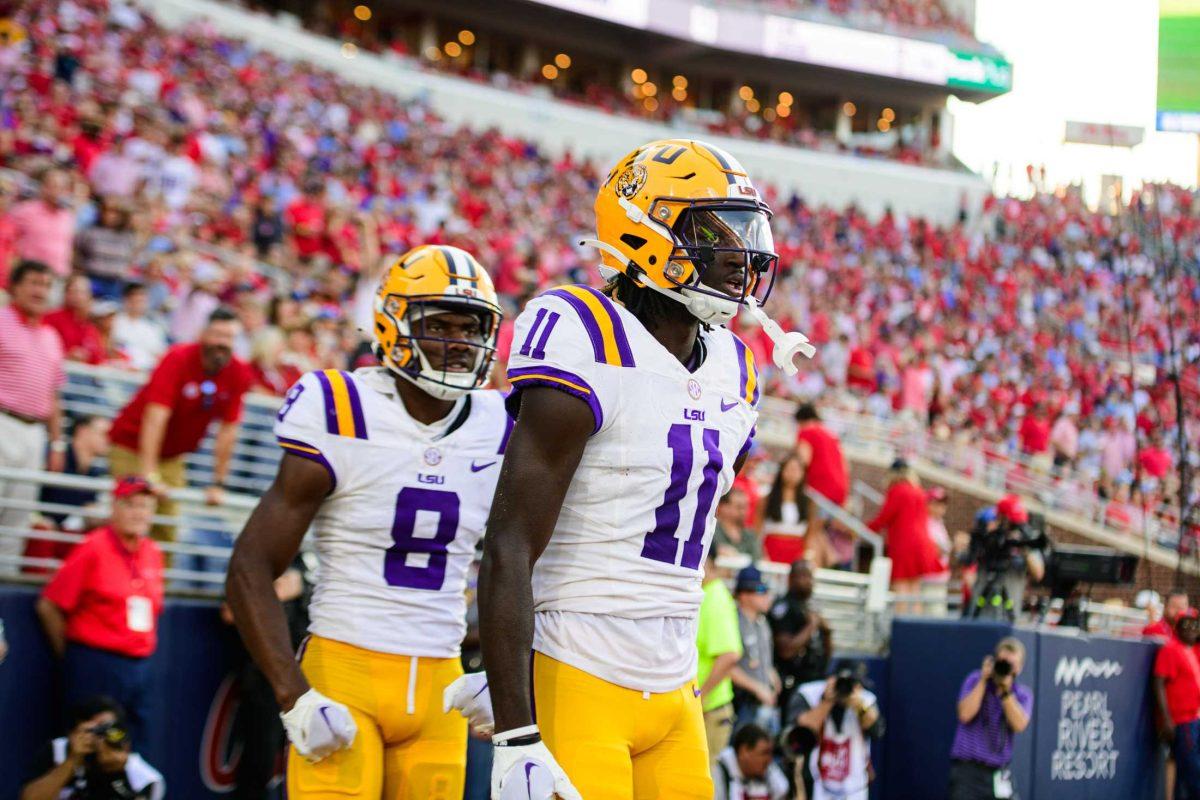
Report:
492,726,581,800
443,671,495,736
279,688,357,762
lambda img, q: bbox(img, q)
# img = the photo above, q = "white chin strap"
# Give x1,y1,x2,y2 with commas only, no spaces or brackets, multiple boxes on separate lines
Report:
580,237,816,374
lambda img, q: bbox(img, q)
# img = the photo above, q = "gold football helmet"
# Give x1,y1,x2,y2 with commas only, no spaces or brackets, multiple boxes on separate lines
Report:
581,139,779,324
372,245,502,399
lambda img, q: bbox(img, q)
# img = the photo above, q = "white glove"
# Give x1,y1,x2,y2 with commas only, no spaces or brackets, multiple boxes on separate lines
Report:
443,672,495,736
491,726,581,800
280,688,358,762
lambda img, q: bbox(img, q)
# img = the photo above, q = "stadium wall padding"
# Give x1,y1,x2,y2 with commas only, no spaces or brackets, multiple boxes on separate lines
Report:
0,589,1162,799
886,618,1160,800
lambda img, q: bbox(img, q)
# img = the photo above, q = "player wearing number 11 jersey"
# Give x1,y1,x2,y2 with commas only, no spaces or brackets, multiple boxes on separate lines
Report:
462,140,809,800
226,245,508,799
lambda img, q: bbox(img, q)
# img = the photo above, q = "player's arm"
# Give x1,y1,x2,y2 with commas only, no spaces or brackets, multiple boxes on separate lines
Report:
478,386,592,731
225,454,329,710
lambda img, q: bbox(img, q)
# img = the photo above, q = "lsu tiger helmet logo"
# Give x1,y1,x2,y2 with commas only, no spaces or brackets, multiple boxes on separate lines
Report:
373,245,502,400
580,139,780,325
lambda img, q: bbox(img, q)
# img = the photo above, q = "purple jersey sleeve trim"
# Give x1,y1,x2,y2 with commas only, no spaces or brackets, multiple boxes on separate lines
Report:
498,413,515,454
277,436,338,493
505,366,603,434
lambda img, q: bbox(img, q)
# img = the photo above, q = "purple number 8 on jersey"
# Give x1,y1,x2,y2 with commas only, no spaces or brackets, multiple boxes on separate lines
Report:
384,487,460,590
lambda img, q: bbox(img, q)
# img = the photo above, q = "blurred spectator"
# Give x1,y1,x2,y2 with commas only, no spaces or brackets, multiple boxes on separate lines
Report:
220,563,308,800
697,549,743,769
770,560,831,699
926,486,952,562
712,723,789,800
248,326,303,396
713,488,761,562
36,478,164,749
787,659,883,800
1017,404,1052,460
37,415,110,528
6,168,75,278
74,200,136,300
760,454,809,564
1139,435,1173,481
45,274,104,365
731,566,781,734
1144,590,1190,639
793,403,849,569
0,261,66,575
867,460,942,606
170,260,225,344
949,638,1033,800
1154,611,1200,800
107,308,251,534
21,695,164,800
251,196,284,258
1049,406,1079,473
0,175,18,287
110,283,167,371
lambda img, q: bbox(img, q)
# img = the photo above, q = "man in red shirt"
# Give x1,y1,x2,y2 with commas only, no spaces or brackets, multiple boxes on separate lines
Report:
44,274,105,364
793,403,850,569
1145,591,1191,639
1018,405,1051,456
284,177,328,259
107,308,252,538
1154,611,1200,797
36,477,164,747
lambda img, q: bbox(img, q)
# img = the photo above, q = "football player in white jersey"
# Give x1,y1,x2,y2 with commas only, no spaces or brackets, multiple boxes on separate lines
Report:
226,245,509,799
459,139,812,799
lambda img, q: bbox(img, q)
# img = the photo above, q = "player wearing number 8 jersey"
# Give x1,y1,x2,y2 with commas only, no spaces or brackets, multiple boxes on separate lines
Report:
464,140,813,800
226,245,508,799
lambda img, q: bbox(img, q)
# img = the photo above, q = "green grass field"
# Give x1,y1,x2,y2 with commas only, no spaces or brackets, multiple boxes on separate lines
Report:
1158,9,1200,113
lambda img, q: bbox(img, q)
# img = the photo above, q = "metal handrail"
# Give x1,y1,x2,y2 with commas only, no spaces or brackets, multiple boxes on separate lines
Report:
805,486,883,553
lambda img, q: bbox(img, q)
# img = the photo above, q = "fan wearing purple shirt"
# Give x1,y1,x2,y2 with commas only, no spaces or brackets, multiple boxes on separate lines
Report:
948,638,1034,800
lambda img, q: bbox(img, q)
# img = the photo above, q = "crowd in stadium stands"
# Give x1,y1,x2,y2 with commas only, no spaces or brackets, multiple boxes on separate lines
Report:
759,0,976,40
0,0,1197,555
293,3,949,168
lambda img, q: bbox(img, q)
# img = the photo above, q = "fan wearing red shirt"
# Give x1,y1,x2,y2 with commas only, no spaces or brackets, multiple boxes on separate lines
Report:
789,403,849,569
1154,611,1200,797
284,178,328,258
44,274,105,364
1018,406,1051,455
107,308,252,540
36,477,164,748
1145,591,1190,639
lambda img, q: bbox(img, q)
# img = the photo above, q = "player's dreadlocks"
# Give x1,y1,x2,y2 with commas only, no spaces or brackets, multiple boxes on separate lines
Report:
603,271,711,331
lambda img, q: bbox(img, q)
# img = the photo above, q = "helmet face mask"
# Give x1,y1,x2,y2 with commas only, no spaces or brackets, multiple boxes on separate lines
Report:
666,201,779,308
373,246,501,400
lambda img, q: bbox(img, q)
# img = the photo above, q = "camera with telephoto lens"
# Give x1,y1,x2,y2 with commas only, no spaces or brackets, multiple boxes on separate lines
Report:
974,513,1048,574
834,668,860,699
992,658,1014,679
87,721,130,748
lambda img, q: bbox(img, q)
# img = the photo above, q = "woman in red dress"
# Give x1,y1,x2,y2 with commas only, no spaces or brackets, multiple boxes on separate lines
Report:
868,459,943,611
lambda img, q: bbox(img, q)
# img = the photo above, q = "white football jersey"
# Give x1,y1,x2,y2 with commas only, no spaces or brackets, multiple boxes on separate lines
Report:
274,367,510,657
506,284,758,691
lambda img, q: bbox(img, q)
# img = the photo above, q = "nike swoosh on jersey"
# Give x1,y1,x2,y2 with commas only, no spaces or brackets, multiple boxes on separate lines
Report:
720,400,739,412
471,460,497,472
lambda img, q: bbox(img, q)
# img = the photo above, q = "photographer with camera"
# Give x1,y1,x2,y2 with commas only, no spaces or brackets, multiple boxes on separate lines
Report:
21,696,164,800
948,638,1033,800
961,495,1046,622
783,659,883,800
713,723,790,800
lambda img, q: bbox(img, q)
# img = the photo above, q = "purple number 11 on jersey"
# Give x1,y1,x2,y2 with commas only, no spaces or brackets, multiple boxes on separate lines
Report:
641,424,723,570
384,487,460,590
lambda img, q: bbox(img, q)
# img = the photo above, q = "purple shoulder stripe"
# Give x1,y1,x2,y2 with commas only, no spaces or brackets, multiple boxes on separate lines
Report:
573,285,636,368
545,288,606,364
340,371,369,440
506,365,603,434
313,371,339,435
